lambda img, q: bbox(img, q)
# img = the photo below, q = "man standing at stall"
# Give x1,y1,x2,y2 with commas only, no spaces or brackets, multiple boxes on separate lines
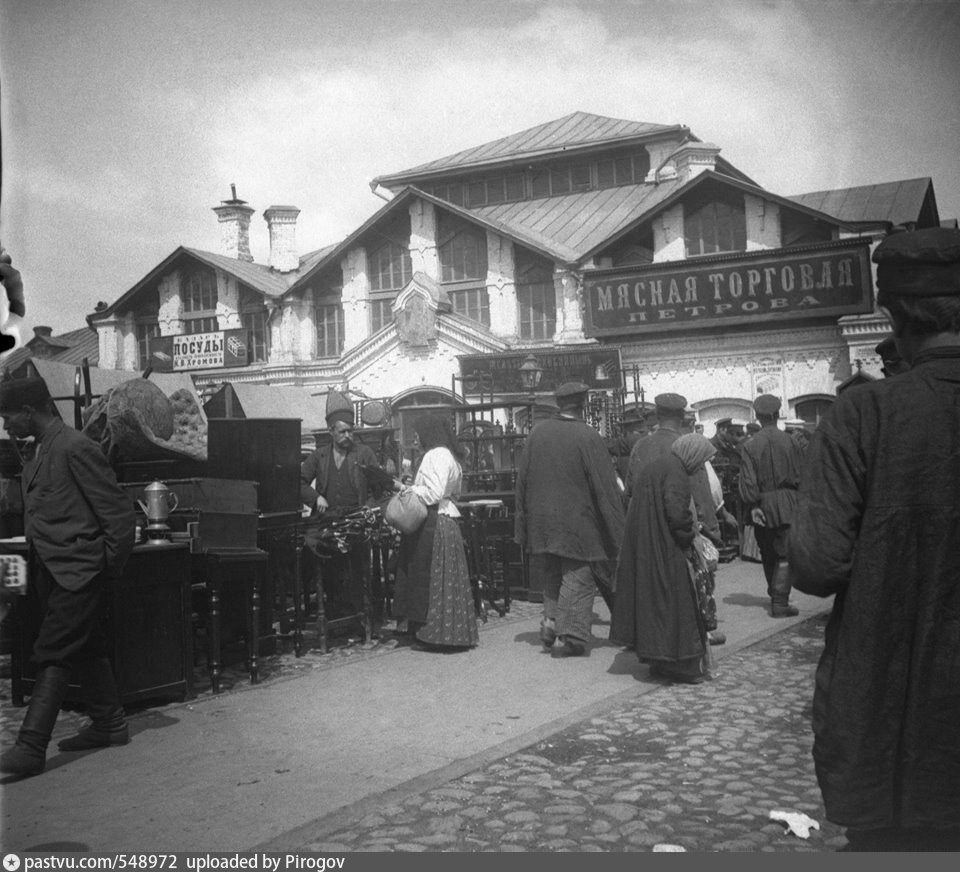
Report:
515,382,624,657
0,376,136,777
789,227,960,850
738,394,804,617
300,390,386,624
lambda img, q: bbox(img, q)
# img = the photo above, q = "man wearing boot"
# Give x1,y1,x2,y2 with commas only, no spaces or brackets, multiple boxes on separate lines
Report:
0,376,135,777
738,394,804,617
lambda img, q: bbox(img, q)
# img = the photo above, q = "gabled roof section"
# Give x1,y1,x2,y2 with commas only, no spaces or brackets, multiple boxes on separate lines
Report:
577,170,869,262
372,112,690,187
88,246,302,322
291,185,583,289
786,178,937,228
0,325,100,375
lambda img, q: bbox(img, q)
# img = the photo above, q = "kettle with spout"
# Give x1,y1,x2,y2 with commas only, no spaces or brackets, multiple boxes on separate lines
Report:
137,480,180,525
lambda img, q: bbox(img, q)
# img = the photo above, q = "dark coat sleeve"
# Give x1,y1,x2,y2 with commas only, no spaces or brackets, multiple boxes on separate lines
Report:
68,436,136,576
300,450,323,505
663,462,696,549
583,431,626,559
788,412,865,597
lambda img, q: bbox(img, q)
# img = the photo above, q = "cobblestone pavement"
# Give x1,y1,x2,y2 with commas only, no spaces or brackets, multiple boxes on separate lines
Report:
293,613,845,852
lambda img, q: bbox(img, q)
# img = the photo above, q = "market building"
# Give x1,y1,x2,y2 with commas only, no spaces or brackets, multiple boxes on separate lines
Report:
83,111,950,438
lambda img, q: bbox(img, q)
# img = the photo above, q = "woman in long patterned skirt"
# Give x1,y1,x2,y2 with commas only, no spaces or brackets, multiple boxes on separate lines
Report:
392,413,479,650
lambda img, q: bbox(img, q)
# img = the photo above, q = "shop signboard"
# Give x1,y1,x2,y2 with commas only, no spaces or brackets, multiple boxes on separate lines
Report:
458,347,624,394
147,328,251,372
582,239,873,337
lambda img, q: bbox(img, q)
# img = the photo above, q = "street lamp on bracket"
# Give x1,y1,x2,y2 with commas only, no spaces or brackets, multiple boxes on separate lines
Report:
518,354,543,396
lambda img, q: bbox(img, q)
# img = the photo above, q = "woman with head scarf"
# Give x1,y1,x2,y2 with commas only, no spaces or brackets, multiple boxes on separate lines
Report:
611,433,716,683
391,413,479,650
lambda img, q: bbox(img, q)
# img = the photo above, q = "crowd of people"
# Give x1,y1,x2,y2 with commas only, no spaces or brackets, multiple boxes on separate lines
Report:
4,228,959,850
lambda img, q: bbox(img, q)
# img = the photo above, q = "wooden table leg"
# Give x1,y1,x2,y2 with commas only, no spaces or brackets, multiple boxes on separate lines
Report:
208,567,221,694
249,564,260,685
315,558,329,655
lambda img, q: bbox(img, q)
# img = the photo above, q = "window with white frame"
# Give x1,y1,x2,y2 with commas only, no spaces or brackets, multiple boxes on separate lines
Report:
370,299,394,333
136,321,159,369
684,186,747,257
238,286,270,363
439,212,489,327
182,268,219,333
515,248,556,341
313,297,343,357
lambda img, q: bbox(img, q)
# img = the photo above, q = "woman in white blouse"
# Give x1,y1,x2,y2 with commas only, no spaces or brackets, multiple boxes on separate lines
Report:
392,414,479,649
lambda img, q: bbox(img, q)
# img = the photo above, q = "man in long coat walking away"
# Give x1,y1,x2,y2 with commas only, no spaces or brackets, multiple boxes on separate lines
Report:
789,227,960,851
515,382,624,657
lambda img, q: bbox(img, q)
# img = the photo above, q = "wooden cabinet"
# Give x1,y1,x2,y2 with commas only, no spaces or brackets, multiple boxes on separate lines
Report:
10,543,194,706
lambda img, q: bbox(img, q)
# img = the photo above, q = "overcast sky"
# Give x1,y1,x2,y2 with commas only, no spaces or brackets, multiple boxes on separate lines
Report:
1,0,958,351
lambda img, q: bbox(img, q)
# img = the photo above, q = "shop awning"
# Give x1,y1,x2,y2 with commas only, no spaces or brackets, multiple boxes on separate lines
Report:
203,382,329,435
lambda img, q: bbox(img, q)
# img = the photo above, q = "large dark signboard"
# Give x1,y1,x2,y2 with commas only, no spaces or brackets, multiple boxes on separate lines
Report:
148,328,251,372
458,347,624,394
582,239,873,336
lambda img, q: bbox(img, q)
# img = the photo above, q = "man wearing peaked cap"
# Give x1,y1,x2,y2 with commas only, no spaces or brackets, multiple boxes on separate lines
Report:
606,406,649,483
788,226,960,850
300,387,387,625
554,381,590,406
516,375,624,657
739,394,804,618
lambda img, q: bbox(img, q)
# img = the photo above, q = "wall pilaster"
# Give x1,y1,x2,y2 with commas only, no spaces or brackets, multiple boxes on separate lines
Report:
486,232,518,339
409,200,439,280
341,246,371,351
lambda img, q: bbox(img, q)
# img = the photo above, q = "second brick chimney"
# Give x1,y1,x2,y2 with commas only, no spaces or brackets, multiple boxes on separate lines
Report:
263,205,301,273
212,185,255,262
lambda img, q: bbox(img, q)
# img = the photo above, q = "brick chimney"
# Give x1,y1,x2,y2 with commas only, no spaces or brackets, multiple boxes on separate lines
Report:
263,205,301,273
672,142,722,184
33,326,53,339
212,184,255,262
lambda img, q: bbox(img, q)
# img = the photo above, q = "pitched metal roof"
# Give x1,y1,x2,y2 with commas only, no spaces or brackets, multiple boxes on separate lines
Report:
0,325,100,375
372,111,689,186
786,178,934,227
468,179,686,261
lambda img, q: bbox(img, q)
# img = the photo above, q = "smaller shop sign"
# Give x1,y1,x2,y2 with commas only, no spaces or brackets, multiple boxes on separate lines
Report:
148,328,251,372
458,347,624,394
582,240,873,336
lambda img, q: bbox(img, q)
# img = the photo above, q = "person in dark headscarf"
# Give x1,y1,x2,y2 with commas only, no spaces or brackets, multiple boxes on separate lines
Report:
392,413,478,650
611,433,715,684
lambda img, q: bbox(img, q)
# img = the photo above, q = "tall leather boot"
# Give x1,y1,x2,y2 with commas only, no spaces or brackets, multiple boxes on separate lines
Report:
58,657,129,752
0,664,71,776
770,560,799,618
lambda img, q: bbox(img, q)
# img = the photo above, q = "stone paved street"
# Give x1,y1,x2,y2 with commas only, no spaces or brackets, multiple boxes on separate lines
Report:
298,614,845,852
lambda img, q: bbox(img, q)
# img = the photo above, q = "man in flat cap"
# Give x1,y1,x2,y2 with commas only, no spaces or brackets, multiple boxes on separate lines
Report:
0,376,136,777
789,227,960,850
606,405,648,484
515,382,624,657
875,334,910,378
300,389,387,626
738,393,804,618
623,393,687,503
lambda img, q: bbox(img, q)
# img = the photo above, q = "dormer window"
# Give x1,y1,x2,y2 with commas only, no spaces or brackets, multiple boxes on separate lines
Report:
684,187,746,257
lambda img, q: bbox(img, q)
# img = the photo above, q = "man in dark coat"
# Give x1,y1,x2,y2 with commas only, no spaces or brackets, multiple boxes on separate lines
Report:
738,394,804,617
300,390,386,622
789,227,960,851
623,392,687,502
515,382,624,657
0,377,136,777
606,406,647,485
